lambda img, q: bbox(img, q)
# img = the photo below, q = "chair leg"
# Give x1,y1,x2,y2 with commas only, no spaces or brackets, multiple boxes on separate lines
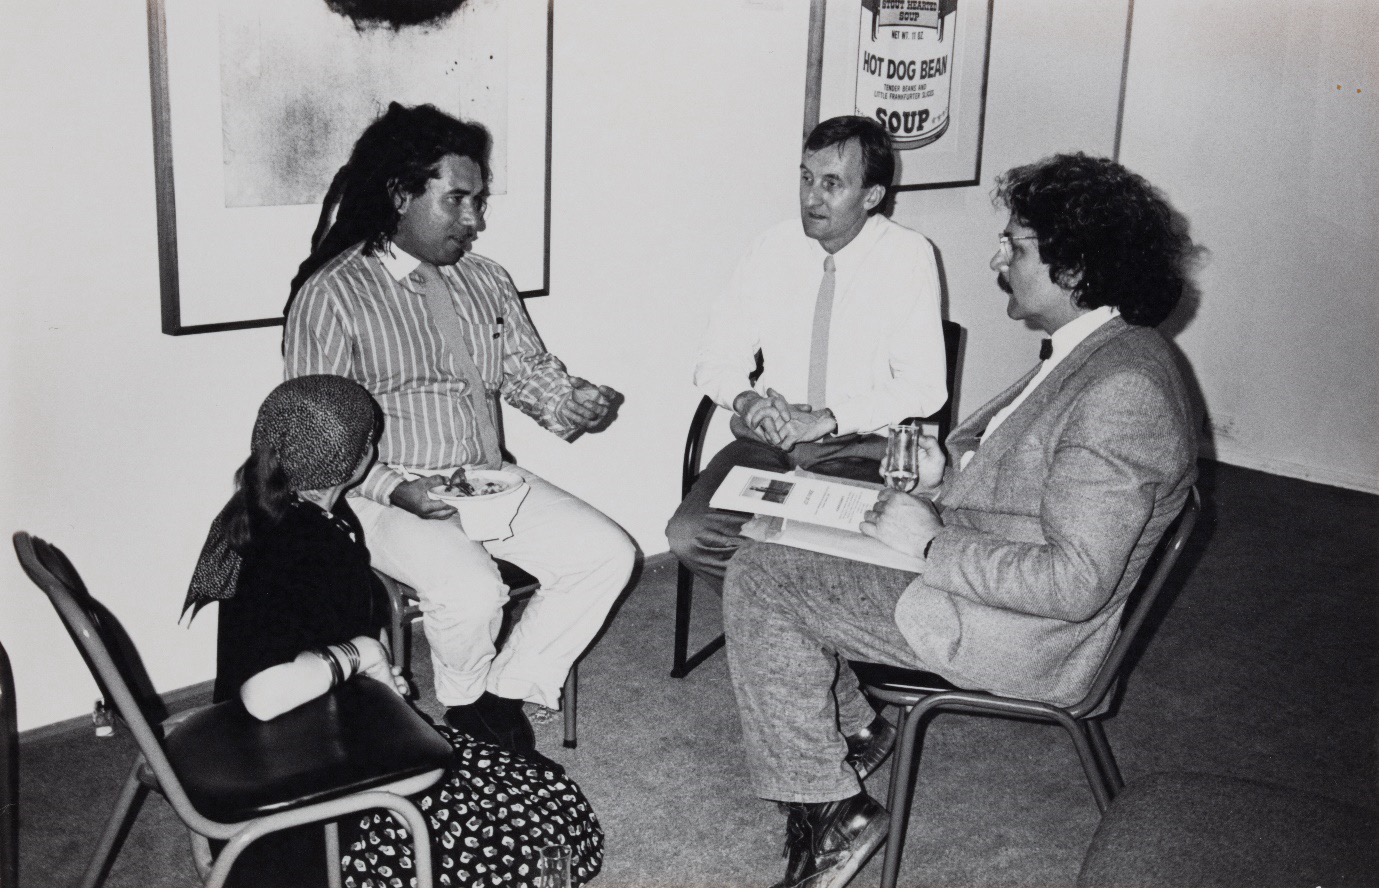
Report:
1056,715,1113,813
81,760,149,886
1086,720,1124,796
671,563,694,677
561,665,577,749
324,821,342,886
188,831,213,883
884,705,907,816
670,562,726,678
880,702,931,888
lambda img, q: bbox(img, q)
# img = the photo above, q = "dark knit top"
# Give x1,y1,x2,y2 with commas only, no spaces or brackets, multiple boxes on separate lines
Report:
212,499,385,703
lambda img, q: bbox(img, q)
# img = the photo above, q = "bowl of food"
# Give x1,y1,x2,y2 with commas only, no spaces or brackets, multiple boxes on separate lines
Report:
428,469,529,541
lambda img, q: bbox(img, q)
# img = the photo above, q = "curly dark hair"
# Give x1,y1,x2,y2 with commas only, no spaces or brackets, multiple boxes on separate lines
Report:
993,153,1195,327
285,102,492,313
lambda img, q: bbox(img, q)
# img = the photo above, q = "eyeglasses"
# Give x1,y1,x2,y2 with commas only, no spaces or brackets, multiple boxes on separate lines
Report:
997,233,1039,264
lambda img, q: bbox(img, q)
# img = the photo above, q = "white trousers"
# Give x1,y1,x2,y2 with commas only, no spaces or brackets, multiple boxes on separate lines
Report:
349,464,634,709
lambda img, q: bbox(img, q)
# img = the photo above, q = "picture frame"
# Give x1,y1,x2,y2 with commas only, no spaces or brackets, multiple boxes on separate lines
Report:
805,0,993,191
147,0,553,335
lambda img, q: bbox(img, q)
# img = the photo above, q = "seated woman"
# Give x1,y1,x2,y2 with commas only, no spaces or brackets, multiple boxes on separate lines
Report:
184,375,603,887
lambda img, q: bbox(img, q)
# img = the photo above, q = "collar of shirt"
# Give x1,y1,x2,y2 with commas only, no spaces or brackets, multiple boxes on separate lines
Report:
1045,305,1120,368
960,305,1121,469
814,212,889,282
377,241,425,285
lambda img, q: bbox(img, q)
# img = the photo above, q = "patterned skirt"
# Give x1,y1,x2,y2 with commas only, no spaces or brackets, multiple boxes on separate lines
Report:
341,727,603,887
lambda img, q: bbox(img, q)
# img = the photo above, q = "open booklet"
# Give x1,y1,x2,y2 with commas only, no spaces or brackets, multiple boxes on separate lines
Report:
709,466,927,574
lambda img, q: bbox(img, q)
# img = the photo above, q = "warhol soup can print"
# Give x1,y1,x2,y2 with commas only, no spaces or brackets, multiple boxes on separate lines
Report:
855,0,957,148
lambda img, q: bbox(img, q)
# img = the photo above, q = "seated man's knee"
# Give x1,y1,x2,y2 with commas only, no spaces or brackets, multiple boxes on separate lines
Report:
417,572,510,623
596,524,638,577
723,543,783,613
665,508,704,564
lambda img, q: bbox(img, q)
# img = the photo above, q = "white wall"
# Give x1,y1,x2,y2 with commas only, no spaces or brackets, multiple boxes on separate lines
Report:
1,0,817,733
888,0,1131,416
1120,0,1378,492
1,0,1376,732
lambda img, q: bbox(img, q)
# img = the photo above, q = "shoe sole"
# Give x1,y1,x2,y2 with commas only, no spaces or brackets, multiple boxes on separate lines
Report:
796,810,889,888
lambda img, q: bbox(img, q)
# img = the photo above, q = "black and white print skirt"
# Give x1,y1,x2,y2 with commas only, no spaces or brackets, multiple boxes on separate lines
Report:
342,727,603,887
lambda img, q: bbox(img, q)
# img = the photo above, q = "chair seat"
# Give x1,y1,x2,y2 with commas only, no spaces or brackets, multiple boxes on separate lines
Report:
849,661,956,696
1078,772,1379,887
164,677,452,824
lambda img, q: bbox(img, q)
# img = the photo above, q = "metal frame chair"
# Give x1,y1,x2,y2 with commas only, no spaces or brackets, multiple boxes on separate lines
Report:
377,563,579,748
13,532,453,887
671,320,963,678
0,639,16,887
851,486,1202,887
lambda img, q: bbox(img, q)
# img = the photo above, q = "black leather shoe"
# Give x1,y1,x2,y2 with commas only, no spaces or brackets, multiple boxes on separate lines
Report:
444,692,536,756
775,792,888,888
844,714,896,781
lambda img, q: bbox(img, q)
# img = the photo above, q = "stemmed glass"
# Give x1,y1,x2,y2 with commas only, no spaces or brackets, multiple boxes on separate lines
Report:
882,423,921,492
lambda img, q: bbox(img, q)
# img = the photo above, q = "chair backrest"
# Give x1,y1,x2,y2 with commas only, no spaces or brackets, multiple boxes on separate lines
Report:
11,533,198,823
922,319,963,444
1070,487,1202,716
681,395,720,497
0,639,17,888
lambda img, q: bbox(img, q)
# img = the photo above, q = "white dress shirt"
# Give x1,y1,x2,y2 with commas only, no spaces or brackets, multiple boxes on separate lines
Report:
693,214,947,436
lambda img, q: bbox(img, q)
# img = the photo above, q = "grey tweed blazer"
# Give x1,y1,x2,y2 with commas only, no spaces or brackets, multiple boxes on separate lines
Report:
896,317,1198,706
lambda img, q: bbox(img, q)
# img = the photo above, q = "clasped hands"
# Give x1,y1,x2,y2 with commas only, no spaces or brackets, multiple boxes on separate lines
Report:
732,388,836,451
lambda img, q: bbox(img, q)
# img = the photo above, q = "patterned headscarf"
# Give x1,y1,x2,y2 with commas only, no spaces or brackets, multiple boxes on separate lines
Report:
182,375,379,620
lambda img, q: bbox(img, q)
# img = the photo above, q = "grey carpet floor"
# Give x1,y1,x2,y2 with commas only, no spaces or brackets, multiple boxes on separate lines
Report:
15,461,1378,886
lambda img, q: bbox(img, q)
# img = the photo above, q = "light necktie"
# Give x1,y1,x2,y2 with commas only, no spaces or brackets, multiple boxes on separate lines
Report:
806,254,836,409
413,262,503,470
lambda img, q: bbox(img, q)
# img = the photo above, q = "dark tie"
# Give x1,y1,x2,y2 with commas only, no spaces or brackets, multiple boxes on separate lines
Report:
1039,339,1053,361
806,255,836,409
413,262,503,469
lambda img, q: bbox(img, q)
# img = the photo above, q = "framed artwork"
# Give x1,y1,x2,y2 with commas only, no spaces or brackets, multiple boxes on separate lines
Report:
805,0,993,190
147,0,553,335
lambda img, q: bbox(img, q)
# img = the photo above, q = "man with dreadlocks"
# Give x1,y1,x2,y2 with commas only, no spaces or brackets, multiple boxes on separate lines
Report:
283,103,634,754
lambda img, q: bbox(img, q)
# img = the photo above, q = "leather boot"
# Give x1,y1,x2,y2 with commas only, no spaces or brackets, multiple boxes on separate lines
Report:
844,714,897,781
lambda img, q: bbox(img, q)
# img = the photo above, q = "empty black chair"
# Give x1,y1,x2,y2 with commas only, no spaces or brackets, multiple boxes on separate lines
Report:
1078,771,1378,887
13,532,452,887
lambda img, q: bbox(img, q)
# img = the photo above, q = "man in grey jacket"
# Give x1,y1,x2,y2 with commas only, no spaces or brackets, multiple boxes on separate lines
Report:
724,153,1200,888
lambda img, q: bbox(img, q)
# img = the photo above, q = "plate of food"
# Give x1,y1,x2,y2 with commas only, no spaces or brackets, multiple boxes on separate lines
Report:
429,469,525,501
428,469,529,541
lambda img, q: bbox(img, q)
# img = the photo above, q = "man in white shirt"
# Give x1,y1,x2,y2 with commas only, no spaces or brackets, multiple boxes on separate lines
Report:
666,115,947,607
724,153,1200,887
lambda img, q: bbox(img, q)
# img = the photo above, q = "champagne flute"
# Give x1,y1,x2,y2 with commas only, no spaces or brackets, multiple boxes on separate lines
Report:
883,423,920,492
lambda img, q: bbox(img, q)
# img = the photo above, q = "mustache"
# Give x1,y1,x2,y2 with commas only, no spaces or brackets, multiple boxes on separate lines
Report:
996,273,1012,294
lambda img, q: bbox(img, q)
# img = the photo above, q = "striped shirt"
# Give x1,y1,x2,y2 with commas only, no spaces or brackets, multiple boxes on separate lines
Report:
285,242,576,503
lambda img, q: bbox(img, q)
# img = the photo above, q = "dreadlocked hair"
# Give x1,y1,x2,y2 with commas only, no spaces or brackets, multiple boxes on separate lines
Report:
284,102,492,315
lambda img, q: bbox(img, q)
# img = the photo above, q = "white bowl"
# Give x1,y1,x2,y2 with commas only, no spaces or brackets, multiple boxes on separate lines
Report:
429,470,529,541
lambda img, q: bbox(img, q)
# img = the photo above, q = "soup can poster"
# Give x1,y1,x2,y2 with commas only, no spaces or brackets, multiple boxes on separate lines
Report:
855,0,957,149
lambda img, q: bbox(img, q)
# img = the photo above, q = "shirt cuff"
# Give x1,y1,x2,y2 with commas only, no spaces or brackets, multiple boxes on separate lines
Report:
357,464,408,505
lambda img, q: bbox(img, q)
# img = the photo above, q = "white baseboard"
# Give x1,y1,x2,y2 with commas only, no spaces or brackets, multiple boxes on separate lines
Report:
18,679,214,744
